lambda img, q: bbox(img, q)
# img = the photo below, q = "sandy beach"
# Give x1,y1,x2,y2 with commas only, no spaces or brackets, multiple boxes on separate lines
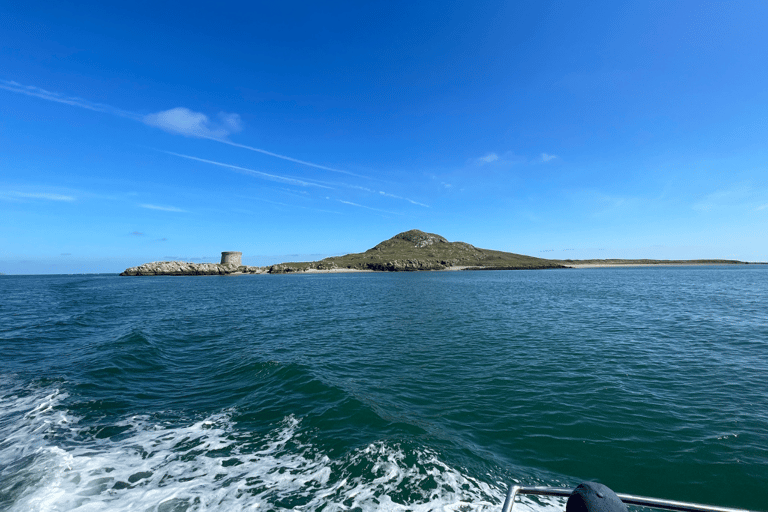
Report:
563,263,750,268
299,268,375,273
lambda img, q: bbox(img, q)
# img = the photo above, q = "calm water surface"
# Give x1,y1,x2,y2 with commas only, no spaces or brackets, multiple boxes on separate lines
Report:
1,267,766,511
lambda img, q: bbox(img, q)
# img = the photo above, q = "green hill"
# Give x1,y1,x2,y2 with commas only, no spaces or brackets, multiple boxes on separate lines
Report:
268,229,566,273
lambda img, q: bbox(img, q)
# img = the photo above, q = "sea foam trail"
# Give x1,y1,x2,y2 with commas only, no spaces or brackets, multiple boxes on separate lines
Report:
0,383,555,512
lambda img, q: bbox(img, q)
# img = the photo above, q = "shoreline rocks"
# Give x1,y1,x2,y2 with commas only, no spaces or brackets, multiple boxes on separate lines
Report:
120,261,267,276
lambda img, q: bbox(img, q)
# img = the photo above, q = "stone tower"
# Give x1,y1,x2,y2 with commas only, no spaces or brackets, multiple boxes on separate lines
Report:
220,251,242,266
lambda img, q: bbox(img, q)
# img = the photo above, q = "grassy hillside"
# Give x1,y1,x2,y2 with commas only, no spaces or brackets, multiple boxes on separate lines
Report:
268,229,566,273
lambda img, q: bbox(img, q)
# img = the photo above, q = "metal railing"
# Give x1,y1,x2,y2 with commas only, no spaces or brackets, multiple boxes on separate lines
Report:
501,486,757,512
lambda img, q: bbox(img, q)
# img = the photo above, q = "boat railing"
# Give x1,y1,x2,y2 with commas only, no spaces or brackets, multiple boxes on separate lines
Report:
502,485,757,512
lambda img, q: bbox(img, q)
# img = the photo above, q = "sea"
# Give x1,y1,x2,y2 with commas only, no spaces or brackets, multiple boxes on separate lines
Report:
1,267,766,512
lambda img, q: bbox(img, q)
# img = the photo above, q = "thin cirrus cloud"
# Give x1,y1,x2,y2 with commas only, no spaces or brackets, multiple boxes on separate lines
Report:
143,106,372,179
2,79,369,178
319,182,428,207
338,200,402,215
3,191,77,201
162,151,333,189
3,79,432,215
164,151,430,208
378,190,429,207
4,79,429,209
246,196,343,215
0,79,142,120
139,204,187,213
206,137,373,179
145,108,369,178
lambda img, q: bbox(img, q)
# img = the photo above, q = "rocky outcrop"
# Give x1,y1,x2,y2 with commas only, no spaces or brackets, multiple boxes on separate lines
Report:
266,263,304,274
120,261,266,276
266,261,344,273
390,230,448,247
362,259,447,271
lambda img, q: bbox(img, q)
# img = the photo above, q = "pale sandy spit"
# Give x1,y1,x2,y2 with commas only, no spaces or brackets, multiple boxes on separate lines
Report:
563,263,744,268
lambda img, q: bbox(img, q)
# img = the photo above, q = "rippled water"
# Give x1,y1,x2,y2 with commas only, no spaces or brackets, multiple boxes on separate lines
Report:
1,268,767,511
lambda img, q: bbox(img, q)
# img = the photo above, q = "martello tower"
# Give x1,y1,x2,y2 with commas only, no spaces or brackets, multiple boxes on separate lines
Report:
220,251,242,266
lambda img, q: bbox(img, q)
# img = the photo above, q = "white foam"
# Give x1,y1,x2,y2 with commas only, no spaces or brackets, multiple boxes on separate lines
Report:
0,383,556,512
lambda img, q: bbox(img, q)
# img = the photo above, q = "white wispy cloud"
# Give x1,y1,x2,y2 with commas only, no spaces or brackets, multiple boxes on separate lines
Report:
165,151,428,211
1,191,76,201
541,153,557,162
338,200,402,215
477,153,499,164
2,79,372,178
163,151,333,189
208,137,372,179
378,190,429,207
471,151,524,166
756,203,768,211
139,204,187,212
5,81,429,210
144,108,242,139
0,79,142,120
245,196,343,215
325,183,427,207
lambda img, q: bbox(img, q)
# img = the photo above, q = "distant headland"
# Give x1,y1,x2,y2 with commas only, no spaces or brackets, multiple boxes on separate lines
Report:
119,229,751,276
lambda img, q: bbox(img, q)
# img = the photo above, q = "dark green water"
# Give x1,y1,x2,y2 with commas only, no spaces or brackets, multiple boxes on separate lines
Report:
1,268,766,511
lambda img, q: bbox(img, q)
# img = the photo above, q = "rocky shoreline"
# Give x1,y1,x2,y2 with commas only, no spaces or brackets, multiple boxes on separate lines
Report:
119,259,564,276
120,261,268,276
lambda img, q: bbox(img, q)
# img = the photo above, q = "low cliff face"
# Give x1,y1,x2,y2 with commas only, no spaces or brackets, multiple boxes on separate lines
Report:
120,261,266,276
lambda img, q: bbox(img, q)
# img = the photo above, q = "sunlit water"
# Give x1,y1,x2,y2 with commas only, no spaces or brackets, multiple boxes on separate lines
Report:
1,267,766,511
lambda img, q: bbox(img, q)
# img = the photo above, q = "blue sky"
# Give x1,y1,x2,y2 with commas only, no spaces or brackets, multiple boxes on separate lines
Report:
2,1,767,273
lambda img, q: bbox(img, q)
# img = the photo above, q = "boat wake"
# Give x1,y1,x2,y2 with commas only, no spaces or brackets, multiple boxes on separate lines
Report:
0,381,558,512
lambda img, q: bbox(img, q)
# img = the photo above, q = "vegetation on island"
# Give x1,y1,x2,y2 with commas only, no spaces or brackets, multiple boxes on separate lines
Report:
268,229,566,273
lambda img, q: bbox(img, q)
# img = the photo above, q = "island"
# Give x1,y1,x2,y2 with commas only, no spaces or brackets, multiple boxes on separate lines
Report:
119,229,751,276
